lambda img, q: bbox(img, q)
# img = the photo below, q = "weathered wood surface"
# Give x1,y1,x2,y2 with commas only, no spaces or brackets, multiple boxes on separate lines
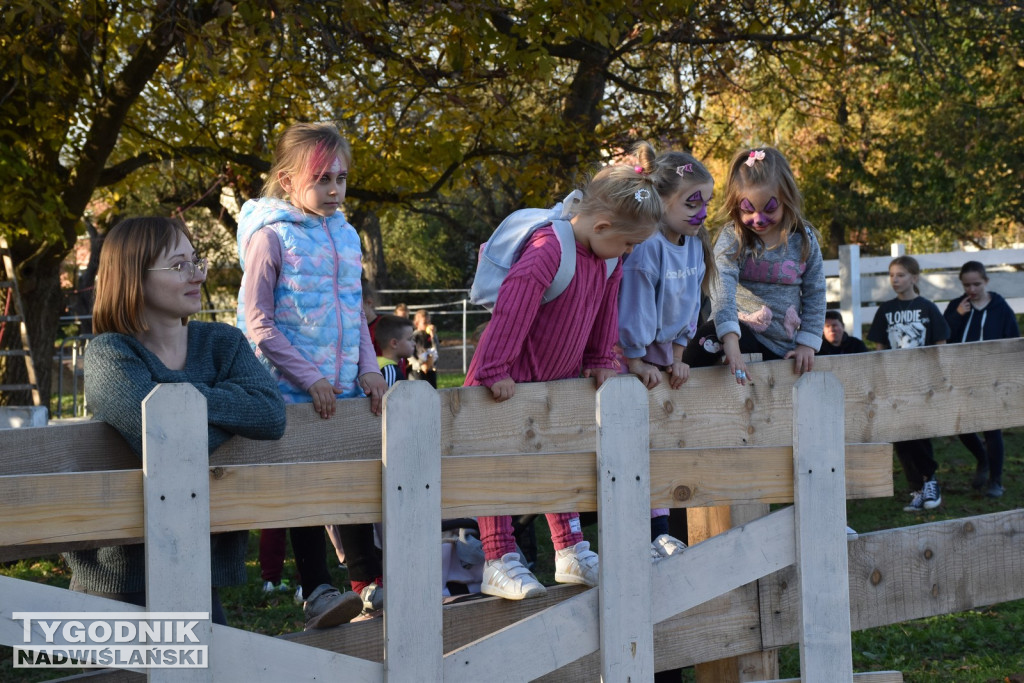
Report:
3,340,1021,476
48,509,1024,682
0,443,891,552
792,373,853,682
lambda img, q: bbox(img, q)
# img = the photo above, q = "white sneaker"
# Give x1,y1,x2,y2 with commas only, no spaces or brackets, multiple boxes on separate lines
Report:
482,553,547,600
554,541,599,586
651,534,687,561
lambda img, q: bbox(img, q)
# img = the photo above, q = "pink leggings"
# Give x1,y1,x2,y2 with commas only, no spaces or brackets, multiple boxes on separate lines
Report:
478,512,584,560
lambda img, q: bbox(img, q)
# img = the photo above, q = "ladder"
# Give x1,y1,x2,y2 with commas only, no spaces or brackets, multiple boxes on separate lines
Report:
0,235,41,406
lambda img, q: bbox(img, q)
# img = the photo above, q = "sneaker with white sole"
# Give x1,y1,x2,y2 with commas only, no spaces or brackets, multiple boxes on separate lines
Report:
302,584,363,630
904,490,925,512
353,583,384,620
262,579,291,593
482,552,547,600
294,586,304,605
554,541,599,587
651,534,687,561
922,477,942,509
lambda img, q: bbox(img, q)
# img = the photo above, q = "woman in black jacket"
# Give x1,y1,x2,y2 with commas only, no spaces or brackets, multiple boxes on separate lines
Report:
943,260,1020,497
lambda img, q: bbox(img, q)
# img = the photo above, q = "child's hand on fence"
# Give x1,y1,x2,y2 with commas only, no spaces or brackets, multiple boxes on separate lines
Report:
722,334,748,385
583,366,617,389
489,377,515,402
627,357,661,389
784,344,816,375
308,378,338,419
667,359,690,389
359,372,387,416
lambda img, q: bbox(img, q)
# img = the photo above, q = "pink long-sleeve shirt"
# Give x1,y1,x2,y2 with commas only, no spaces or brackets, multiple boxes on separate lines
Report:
466,225,622,387
242,228,380,392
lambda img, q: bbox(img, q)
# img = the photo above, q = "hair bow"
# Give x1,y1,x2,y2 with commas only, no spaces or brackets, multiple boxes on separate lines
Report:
675,164,694,176
745,150,766,167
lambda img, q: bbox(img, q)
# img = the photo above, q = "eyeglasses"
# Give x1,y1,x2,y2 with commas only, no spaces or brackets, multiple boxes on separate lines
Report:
147,258,208,280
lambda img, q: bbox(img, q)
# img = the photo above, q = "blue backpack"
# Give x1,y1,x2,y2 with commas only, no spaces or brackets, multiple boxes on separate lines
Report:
469,190,618,311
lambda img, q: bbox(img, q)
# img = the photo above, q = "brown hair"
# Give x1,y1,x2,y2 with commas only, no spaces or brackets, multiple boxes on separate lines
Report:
717,146,818,263
576,142,662,237
374,313,414,348
959,260,988,281
646,145,718,295
262,122,352,201
93,217,195,335
889,255,922,295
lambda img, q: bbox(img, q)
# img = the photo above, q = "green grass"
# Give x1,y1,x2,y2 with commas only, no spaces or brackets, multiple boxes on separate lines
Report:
3,426,1022,682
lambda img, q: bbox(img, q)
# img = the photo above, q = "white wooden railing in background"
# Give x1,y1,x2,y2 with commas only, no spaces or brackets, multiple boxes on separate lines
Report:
829,244,1024,334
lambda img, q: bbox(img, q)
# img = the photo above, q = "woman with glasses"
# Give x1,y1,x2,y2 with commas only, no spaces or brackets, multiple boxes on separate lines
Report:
63,216,286,624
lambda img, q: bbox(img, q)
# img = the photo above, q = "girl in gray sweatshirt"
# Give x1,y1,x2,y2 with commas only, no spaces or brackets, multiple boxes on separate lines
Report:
682,146,826,383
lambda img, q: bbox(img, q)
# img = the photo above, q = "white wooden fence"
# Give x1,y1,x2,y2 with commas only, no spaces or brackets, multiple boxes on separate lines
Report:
827,243,1024,334
3,340,1024,680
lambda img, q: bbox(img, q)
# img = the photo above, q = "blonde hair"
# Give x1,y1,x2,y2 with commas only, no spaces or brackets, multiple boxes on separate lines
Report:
262,122,352,201
646,145,718,295
717,146,818,263
890,255,922,295
575,142,662,235
93,217,195,335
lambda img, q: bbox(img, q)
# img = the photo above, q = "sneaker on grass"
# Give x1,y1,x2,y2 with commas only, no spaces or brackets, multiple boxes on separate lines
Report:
904,490,925,513
302,584,363,630
922,477,942,509
482,552,547,600
554,540,599,587
261,579,291,593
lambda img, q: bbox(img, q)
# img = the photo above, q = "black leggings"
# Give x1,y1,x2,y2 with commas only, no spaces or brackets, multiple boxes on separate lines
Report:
681,321,783,368
291,524,381,598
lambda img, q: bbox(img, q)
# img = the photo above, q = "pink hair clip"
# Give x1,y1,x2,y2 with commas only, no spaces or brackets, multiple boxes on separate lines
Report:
675,164,694,176
745,150,766,167
634,165,645,175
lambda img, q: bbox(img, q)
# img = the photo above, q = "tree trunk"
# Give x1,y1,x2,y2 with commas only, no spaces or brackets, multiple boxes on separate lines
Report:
0,241,65,410
352,208,387,291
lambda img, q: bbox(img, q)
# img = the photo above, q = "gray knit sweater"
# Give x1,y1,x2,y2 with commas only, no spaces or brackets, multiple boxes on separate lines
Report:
64,321,286,593
711,224,826,356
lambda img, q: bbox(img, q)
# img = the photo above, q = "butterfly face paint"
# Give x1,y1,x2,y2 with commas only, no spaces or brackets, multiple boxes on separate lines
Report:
662,181,714,242
686,191,709,226
738,186,782,238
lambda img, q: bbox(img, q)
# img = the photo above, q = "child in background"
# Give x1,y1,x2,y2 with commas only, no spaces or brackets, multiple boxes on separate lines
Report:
682,147,826,382
408,309,439,387
466,151,663,600
943,261,1017,497
374,313,416,385
867,255,949,512
617,145,717,556
236,122,387,629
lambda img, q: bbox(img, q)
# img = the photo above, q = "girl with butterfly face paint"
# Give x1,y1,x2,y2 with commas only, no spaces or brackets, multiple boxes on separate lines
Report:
681,146,826,385
616,145,719,574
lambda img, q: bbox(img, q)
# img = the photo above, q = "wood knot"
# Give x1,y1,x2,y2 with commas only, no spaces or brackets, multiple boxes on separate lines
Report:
744,398,754,411
525,429,535,440
210,467,225,480
963,521,975,533
867,390,875,401
870,569,882,586
931,583,939,597
663,400,674,414
672,485,692,502
923,548,933,560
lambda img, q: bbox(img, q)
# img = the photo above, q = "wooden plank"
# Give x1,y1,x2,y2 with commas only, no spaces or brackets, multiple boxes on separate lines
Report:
0,577,384,682
760,508,1024,649
759,673,903,683
6,340,1022,475
0,444,892,550
141,384,211,683
37,511,1021,682
792,373,852,682
595,377,653,681
381,381,442,681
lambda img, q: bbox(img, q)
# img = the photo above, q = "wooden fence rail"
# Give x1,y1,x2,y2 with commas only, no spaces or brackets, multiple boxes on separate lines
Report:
2,339,1024,681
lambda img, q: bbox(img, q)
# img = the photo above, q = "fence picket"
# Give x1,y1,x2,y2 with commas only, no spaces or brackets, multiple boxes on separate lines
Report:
381,381,443,681
793,372,853,681
142,384,212,683
596,377,653,681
